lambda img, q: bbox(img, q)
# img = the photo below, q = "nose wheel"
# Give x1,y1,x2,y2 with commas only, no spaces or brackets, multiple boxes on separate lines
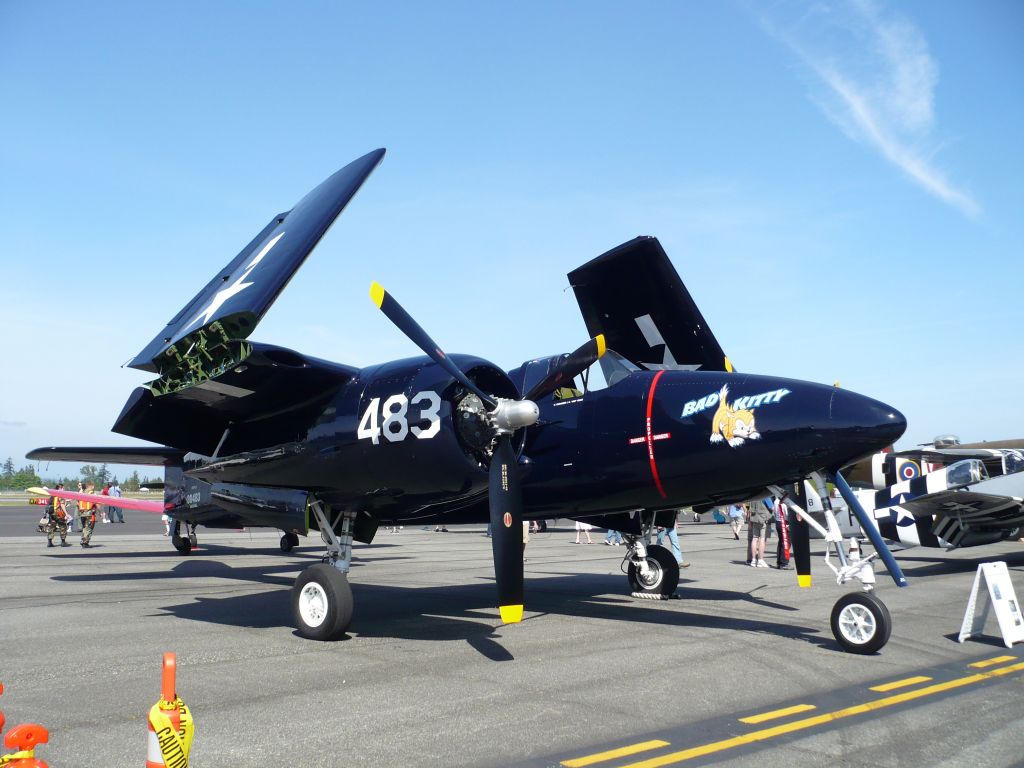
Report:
830,591,891,654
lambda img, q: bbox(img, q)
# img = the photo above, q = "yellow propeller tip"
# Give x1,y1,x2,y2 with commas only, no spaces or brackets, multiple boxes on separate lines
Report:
595,334,607,358
797,574,812,588
499,604,524,624
369,281,385,309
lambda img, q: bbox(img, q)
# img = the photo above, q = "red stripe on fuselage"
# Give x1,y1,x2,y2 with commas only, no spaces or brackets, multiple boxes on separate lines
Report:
645,370,668,498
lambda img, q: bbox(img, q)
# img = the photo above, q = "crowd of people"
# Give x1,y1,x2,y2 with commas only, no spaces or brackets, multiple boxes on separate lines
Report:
42,480,127,549
38,488,796,568
564,497,794,571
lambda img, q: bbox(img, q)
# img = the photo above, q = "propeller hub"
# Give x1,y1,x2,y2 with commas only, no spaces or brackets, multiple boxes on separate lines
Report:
490,398,540,434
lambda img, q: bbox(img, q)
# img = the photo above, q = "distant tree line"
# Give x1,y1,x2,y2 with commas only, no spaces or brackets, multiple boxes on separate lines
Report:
1,457,160,492
0,457,41,490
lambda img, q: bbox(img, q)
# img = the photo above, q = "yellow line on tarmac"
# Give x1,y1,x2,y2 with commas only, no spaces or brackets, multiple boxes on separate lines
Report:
870,676,932,692
617,662,1024,768
561,740,671,767
969,655,1016,668
739,704,816,724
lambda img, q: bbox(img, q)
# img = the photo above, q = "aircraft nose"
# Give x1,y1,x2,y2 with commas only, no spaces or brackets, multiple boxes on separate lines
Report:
827,387,907,460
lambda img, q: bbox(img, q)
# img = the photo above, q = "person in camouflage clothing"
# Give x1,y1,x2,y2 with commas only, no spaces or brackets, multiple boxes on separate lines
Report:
46,483,70,548
79,482,98,547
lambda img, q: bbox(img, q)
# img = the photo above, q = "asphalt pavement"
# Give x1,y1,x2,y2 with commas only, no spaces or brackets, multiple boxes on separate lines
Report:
2,509,1023,767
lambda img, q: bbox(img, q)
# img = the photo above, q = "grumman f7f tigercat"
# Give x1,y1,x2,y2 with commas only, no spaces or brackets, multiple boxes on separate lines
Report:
29,149,909,650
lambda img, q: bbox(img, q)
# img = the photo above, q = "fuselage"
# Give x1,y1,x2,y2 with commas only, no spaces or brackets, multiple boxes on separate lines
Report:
172,353,906,530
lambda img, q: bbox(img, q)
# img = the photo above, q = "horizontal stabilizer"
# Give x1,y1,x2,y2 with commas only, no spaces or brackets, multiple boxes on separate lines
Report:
26,446,184,466
129,148,385,374
568,237,732,373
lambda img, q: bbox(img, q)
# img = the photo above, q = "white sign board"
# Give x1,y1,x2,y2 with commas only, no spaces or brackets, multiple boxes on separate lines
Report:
958,561,1024,648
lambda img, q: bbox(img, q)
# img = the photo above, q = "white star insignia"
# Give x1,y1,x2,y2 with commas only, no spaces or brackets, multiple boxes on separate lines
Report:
184,232,285,333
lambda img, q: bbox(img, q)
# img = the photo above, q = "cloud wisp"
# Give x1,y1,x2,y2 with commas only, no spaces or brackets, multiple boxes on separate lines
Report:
762,0,979,218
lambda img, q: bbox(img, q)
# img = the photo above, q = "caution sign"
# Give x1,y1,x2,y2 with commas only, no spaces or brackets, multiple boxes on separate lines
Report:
958,561,1024,648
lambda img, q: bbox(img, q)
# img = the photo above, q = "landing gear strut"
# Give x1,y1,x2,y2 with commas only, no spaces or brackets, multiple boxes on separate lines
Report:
773,481,895,654
291,500,356,640
623,512,679,599
171,521,197,555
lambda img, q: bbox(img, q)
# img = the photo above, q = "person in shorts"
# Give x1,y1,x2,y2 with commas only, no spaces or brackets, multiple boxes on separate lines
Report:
728,503,744,539
748,500,772,568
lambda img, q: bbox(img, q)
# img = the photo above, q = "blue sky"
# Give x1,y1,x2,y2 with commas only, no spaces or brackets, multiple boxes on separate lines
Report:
1,1,1021,481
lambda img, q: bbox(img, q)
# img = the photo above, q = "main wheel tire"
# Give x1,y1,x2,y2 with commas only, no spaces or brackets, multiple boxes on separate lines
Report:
172,534,192,555
627,544,680,597
292,563,354,641
831,591,892,654
188,529,198,548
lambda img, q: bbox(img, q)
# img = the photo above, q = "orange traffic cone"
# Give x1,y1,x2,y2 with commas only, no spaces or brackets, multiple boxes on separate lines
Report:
146,653,194,768
1,684,49,767
2,724,49,767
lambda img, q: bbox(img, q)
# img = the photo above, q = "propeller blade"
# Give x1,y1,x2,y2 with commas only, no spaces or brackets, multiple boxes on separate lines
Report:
489,434,524,623
524,335,607,402
787,480,813,587
370,282,495,408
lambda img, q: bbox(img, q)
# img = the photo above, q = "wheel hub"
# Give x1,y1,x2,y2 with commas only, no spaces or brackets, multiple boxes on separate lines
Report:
637,558,663,589
299,582,329,628
838,603,876,643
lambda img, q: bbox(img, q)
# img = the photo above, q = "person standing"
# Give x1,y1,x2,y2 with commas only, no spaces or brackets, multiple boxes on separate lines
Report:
748,500,772,567
604,527,622,546
79,482,98,547
728,503,744,540
655,510,689,568
574,520,593,544
99,482,111,523
774,495,791,569
108,480,124,523
45,484,70,547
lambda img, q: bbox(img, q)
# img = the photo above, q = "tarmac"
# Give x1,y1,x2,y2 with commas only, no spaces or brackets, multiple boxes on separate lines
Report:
2,507,1024,767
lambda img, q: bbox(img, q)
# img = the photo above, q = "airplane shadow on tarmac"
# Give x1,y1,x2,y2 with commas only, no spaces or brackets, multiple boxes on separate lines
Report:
51,557,831,660
168,576,830,661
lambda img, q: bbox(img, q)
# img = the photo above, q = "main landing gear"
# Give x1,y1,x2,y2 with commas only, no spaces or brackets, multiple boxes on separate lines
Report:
291,500,356,640
171,520,198,555
622,513,680,599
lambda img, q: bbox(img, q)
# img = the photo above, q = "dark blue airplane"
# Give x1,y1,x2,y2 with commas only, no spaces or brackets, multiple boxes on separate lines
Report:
30,149,907,649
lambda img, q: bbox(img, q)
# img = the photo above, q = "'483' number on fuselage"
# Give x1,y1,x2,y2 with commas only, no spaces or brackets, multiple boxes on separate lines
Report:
357,391,441,445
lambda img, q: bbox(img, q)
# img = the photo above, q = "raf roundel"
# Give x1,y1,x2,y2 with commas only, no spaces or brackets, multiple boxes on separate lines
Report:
898,460,920,481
